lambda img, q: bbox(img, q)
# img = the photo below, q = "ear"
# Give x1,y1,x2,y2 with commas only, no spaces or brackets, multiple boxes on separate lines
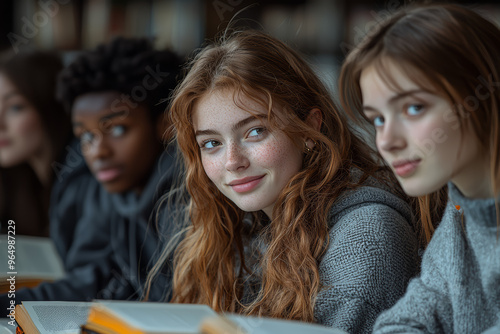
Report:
306,108,322,131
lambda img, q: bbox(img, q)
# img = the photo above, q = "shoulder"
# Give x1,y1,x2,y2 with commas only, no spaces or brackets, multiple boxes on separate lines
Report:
426,201,464,251
49,139,95,217
317,187,420,323
419,201,465,269
329,168,412,225
320,184,419,283
324,189,417,261
328,181,414,237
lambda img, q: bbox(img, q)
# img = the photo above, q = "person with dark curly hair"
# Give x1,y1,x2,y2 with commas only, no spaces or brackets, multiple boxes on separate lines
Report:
0,37,183,315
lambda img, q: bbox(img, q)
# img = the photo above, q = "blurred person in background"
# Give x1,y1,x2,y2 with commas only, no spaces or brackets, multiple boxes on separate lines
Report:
0,37,183,316
0,49,88,236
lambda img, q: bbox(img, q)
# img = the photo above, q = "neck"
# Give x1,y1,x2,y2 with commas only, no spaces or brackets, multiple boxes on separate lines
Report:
452,155,493,199
262,204,274,219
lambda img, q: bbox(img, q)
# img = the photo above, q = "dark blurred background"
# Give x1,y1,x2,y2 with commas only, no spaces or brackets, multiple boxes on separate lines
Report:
1,0,498,92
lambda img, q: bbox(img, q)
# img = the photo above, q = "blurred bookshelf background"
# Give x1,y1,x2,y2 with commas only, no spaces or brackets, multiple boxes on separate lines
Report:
1,0,499,93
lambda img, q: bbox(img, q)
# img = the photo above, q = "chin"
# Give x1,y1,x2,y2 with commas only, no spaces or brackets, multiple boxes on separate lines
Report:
0,155,25,168
233,200,268,213
402,187,430,197
400,180,446,197
235,204,261,213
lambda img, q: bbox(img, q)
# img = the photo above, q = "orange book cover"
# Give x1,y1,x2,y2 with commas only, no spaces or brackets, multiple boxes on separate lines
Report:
85,301,217,334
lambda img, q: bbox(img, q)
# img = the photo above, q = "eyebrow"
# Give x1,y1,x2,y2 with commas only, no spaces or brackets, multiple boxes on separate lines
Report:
363,89,428,112
2,91,21,102
72,110,128,128
195,114,267,137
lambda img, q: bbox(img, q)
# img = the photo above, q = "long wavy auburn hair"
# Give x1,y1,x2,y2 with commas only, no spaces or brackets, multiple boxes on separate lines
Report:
339,3,500,241
147,30,392,321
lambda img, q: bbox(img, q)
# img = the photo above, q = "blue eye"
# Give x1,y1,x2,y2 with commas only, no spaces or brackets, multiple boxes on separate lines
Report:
373,116,385,127
248,127,266,138
110,125,126,137
407,104,424,116
202,140,221,149
7,104,25,114
80,132,94,144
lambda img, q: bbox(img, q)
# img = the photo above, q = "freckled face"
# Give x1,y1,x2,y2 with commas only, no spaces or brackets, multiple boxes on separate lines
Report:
360,63,485,197
192,90,303,217
0,74,48,167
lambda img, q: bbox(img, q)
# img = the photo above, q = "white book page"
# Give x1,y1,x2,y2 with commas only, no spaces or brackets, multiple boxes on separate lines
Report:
0,318,16,334
225,314,348,334
0,236,65,280
23,301,90,334
95,301,217,333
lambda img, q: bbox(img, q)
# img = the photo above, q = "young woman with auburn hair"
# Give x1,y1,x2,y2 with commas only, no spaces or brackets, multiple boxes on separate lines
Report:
339,4,500,333
147,30,420,333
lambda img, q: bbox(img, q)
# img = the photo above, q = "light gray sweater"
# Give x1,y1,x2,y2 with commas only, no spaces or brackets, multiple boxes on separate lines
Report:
373,182,500,334
242,174,419,333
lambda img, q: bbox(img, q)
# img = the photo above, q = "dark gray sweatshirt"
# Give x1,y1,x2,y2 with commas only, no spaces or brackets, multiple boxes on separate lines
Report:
0,145,178,315
374,182,500,334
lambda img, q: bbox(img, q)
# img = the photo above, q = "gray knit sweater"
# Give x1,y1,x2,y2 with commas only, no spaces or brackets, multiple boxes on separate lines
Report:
241,174,419,334
373,182,500,334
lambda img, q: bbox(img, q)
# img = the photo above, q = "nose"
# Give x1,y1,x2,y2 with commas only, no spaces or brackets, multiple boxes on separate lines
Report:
225,142,249,172
377,119,406,153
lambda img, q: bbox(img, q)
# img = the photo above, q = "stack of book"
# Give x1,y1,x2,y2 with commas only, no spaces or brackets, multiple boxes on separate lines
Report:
15,300,347,334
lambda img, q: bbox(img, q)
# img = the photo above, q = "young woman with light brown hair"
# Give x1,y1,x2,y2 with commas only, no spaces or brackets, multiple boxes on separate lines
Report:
0,50,74,236
339,4,500,333
147,30,420,333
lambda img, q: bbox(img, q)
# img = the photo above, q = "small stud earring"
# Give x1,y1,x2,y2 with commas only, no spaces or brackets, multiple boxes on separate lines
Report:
305,141,311,153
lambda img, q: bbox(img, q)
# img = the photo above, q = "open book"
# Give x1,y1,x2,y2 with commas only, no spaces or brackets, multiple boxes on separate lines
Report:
14,301,91,334
200,314,348,334
0,236,65,293
16,300,347,334
82,301,347,334
82,301,217,334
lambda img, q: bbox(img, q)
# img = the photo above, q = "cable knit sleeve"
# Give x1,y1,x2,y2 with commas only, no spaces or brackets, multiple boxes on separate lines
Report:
315,201,419,333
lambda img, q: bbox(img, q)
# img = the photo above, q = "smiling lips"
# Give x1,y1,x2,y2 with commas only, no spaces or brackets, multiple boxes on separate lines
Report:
228,175,265,193
392,159,421,177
